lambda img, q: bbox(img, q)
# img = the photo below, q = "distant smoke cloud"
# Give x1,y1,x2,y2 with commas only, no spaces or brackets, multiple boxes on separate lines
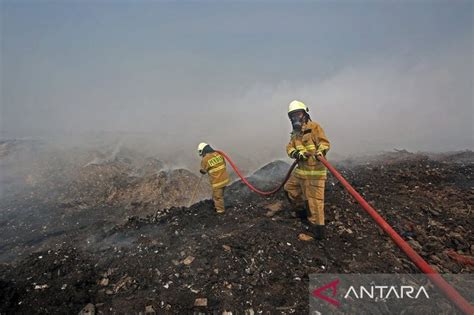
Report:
213,38,473,159
1,33,472,165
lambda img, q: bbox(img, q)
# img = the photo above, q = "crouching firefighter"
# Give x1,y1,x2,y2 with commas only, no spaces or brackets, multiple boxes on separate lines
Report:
284,100,330,240
197,142,230,214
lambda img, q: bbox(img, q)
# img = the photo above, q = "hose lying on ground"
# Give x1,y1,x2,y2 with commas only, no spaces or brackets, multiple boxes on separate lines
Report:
216,150,297,196
317,155,473,315
217,150,473,314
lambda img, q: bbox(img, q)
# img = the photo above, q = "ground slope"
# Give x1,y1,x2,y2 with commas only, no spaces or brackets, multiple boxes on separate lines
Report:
0,152,472,314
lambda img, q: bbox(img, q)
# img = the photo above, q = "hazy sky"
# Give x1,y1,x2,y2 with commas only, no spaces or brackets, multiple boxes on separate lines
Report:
1,1,473,158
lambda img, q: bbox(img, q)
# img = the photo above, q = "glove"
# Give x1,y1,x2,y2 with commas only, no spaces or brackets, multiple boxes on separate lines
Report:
199,169,206,174
296,151,309,161
289,150,300,159
316,150,326,158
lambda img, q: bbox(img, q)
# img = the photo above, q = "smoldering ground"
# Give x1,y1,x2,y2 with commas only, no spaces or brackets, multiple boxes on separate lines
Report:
0,148,472,313
2,36,472,201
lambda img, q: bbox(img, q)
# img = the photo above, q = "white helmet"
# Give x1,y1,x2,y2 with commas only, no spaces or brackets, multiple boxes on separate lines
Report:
288,100,309,115
197,142,208,156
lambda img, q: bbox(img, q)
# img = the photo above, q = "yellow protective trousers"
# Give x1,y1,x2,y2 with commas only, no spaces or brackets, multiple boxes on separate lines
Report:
284,174,325,225
212,187,225,213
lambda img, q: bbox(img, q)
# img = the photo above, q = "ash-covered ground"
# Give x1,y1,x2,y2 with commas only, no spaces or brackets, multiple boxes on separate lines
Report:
0,141,472,314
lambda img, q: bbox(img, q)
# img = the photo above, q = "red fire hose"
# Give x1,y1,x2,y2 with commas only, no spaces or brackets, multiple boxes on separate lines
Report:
216,150,473,314
317,156,474,315
216,150,297,196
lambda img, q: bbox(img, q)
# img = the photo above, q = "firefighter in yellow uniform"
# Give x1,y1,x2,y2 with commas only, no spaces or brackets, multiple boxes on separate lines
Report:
284,100,330,240
198,142,230,213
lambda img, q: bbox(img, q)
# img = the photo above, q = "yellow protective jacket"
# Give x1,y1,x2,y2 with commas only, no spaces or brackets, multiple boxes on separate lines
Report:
286,121,330,179
200,152,230,189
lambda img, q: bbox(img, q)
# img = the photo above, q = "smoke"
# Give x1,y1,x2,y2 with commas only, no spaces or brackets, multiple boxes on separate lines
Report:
2,38,472,172
1,4,472,169
192,38,473,162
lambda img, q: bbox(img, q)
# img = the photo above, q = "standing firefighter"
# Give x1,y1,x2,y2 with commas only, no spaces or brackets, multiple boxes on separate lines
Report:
284,100,330,240
198,142,230,214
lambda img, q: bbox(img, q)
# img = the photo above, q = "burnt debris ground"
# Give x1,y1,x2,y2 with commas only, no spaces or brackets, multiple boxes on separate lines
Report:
0,145,473,314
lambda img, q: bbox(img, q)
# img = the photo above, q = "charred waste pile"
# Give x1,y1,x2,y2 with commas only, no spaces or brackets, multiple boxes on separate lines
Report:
0,140,473,314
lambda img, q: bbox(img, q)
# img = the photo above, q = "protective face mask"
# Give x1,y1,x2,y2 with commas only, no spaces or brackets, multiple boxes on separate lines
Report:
290,115,303,132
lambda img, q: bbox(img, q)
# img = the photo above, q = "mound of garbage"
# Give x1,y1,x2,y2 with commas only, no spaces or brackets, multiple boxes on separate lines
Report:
0,141,210,263
1,141,210,211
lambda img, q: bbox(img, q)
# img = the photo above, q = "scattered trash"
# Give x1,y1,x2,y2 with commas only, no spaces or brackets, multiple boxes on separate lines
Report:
145,305,156,315
400,231,416,238
1,150,472,313
194,298,208,307
264,201,282,217
446,250,474,267
78,303,95,315
34,284,48,290
407,239,423,252
275,304,297,310
113,275,134,293
99,278,109,286
182,256,195,265
298,233,314,241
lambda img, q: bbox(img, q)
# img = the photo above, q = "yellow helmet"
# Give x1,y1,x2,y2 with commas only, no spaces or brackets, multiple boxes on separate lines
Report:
197,142,208,156
288,100,309,115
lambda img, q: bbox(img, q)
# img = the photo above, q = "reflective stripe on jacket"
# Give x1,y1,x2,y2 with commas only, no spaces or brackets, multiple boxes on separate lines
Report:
201,152,230,189
286,121,330,179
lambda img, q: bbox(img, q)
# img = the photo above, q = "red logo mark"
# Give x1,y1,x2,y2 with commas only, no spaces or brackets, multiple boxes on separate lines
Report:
312,279,341,307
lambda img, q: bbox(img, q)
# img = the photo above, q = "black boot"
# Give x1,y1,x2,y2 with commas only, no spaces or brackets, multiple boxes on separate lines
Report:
310,224,325,240
296,201,310,220
295,208,307,220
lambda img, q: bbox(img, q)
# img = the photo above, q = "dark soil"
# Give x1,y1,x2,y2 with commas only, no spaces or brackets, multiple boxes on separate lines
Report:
0,151,473,314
